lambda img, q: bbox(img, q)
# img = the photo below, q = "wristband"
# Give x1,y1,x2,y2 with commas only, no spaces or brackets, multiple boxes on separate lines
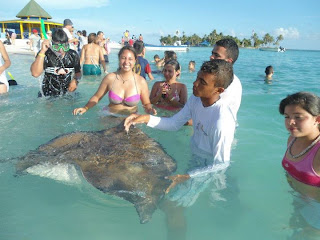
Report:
38,53,45,58
84,106,89,111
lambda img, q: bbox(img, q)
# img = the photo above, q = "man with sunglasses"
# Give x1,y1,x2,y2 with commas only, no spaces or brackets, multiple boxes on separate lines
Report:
31,28,81,97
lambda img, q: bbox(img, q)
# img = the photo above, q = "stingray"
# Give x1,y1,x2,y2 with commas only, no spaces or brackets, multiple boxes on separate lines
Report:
16,119,176,224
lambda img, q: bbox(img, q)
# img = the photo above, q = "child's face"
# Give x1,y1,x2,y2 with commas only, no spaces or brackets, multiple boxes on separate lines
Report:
284,104,319,137
189,63,195,70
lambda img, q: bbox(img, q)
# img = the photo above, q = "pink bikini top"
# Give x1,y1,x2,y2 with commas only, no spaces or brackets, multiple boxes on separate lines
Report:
282,140,320,186
108,74,140,107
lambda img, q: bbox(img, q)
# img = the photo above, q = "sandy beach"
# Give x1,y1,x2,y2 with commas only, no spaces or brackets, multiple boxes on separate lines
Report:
1,38,35,55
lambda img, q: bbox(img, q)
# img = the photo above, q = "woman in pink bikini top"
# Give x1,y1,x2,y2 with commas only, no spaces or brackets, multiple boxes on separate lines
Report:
73,46,156,116
279,92,320,187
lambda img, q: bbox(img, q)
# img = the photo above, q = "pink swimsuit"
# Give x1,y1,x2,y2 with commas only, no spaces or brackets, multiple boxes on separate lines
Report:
282,141,320,186
108,74,140,107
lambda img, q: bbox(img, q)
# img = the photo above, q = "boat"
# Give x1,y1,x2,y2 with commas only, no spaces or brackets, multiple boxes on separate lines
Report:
144,43,189,52
108,41,190,52
259,47,286,52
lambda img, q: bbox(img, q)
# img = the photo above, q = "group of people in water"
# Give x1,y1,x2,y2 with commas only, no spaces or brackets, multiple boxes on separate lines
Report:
1,27,320,214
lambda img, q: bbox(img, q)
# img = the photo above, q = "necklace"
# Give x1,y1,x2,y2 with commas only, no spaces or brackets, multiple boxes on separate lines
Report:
288,134,320,159
117,72,131,84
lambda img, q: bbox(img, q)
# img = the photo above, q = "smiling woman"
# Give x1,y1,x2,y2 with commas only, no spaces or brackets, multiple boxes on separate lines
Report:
73,45,156,116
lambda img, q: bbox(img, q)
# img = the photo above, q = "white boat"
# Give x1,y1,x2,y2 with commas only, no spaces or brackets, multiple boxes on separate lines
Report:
144,43,189,52
108,41,190,52
259,47,286,52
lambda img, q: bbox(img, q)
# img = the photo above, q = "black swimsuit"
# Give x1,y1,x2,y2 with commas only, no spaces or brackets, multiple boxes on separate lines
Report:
40,49,81,97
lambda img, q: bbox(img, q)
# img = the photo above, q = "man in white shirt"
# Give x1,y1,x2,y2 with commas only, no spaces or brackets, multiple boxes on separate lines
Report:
62,19,78,51
124,59,236,193
210,38,242,120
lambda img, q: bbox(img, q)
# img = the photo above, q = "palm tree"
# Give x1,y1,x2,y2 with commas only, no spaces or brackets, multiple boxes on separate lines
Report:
263,33,274,47
274,34,284,46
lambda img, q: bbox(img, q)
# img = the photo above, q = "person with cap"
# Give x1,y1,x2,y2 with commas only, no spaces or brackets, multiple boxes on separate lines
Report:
31,28,81,97
29,29,41,56
63,19,78,51
133,40,154,80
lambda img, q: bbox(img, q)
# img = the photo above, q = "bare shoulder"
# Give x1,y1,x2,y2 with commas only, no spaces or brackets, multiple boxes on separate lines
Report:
103,72,117,84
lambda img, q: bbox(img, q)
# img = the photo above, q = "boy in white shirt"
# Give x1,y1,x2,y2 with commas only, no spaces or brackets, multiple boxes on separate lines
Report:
124,59,236,193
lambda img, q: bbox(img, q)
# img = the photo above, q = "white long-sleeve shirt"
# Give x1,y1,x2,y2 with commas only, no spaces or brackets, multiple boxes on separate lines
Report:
147,94,236,177
220,74,242,119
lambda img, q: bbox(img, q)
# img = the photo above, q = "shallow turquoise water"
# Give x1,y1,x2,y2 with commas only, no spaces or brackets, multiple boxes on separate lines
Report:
1,47,320,239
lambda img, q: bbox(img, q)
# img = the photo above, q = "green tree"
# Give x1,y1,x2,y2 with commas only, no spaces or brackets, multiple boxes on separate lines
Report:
251,33,262,48
263,33,274,46
274,34,284,46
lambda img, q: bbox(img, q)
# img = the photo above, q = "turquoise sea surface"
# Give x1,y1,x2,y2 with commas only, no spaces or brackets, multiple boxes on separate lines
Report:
1,47,320,240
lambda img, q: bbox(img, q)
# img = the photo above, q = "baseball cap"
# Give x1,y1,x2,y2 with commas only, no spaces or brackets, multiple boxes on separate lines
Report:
63,19,73,26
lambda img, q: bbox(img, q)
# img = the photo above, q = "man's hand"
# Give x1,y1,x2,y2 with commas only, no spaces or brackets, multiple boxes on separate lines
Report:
165,174,190,194
41,39,51,52
124,114,150,133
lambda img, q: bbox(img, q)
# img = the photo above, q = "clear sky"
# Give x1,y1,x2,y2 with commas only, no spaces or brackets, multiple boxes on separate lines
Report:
2,0,320,50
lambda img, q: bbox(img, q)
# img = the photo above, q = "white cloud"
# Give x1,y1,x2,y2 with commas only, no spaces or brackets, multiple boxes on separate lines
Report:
274,27,300,39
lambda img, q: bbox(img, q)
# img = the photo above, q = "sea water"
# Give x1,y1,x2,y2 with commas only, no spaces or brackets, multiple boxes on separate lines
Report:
0,47,320,240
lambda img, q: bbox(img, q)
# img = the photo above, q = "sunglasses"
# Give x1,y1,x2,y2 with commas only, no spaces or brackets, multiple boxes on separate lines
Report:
52,43,70,52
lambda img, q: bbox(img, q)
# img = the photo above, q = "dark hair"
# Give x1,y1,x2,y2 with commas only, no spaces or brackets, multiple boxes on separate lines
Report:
88,33,97,44
52,28,68,43
265,65,273,75
82,30,87,37
118,46,137,60
133,40,144,54
164,51,177,63
200,60,234,89
164,59,181,72
189,60,195,65
279,92,320,116
215,38,239,64
154,54,160,59
97,31,103,36
77,30,82,34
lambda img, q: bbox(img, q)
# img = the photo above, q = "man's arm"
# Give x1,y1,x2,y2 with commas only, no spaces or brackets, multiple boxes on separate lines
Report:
30,39,50,77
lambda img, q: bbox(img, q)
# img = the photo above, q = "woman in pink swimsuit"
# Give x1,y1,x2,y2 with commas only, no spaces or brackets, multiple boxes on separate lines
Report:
73,46,156,115
150,60,187,111
280,92,320,187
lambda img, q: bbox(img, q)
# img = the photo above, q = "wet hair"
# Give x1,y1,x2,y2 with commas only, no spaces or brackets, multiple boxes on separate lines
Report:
154,54,160,59
164,51,177,62
118,46,137,60
215,38,239,64
133,40,144,54
164,59,181,73
88,33,97,44
97,31,103,36
52,28,68,43
82,30,87,37
200,60,234,89
265,65,273,75
279,92,320,116
189,60,195,65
